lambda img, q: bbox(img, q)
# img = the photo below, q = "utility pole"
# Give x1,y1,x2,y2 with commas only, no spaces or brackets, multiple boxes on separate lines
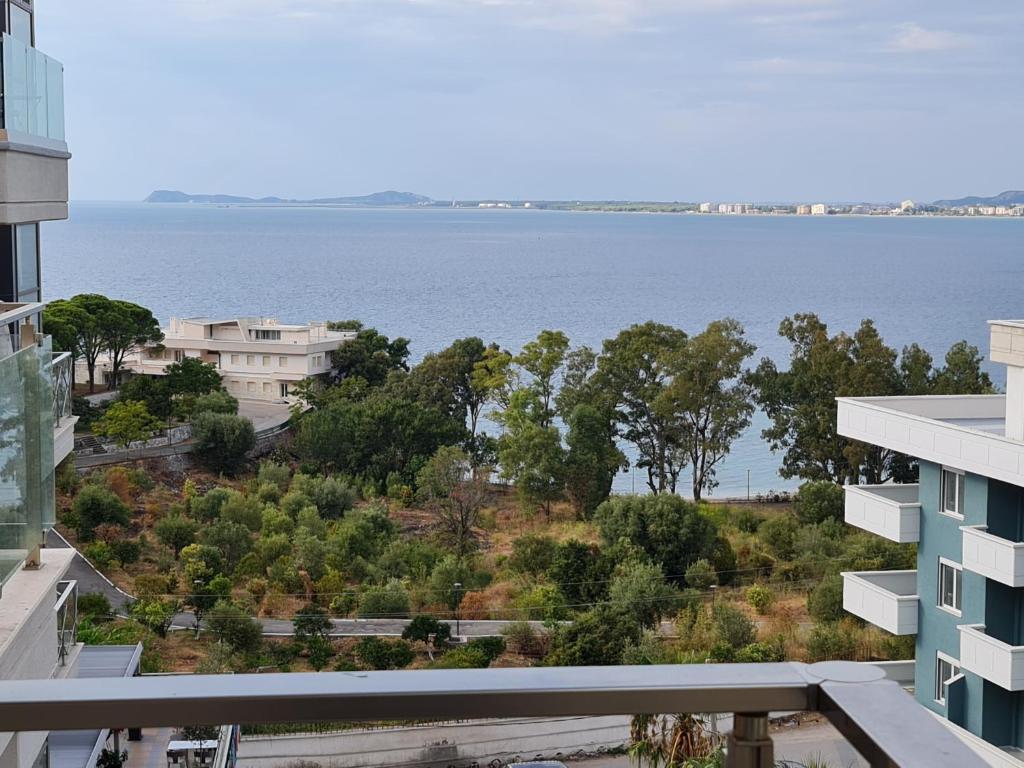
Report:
747,469,751,502
453,582,463,638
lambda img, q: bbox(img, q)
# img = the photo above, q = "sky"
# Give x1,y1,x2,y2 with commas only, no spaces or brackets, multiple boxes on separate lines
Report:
42,0,1024,202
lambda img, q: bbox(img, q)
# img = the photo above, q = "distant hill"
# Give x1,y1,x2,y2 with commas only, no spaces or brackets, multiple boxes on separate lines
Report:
932,190,1024,207
144,189,433,206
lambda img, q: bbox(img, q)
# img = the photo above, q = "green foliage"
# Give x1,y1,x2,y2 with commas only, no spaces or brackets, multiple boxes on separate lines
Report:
154,515,198,558
354,636,415,670
594,495,719,585
758,515,798,560
794,481,844,525
220,491,264,532
496,391,566,516
200,520,253,572
508,534,558,576
684,559,717,590
293,602,333,644
84,541,114,570
190,487,233,522
545,605,642,667
514,583,569,621
428,555,491,609
293,527,327,580
93,400,163,450
746,584,775,615
609,559,682,628
357,580,411,618
401,615,452,646
563,403,625,519
549,539,613,605
258,462,292,493
192,412,256,475
430,646,490,669
806,622,857,662
119,376,173,421
129,598,178,638
78,593,112,621
206,600,262,654
416,446,488,556
306,635,335,670
808,573,845,623
74,484,130,541
329,326,410,386
502,621,545,656
733,641,785,663
711,602,755,649
111,540,141,565
166,356,223,397
190,390,239,417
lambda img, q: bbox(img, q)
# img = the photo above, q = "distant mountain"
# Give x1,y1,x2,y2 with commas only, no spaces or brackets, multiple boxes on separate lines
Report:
144,189,432,206
932,190,1024,207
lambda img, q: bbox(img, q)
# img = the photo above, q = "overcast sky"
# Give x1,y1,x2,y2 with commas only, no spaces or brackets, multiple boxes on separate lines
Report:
43,0,1024,202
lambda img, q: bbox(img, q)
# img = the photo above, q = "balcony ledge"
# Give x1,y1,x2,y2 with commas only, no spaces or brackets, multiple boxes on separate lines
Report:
959,624,1024,691
844,484,920,543
842,570,919,635
961,525,1024,588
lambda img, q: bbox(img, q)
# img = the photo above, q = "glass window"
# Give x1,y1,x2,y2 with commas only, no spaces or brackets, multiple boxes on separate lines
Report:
246,382,255,393
262,355,270,366
262,382,271,393
935,654,960,704
15,224,37,294
279,357,287,367
254,329,281,341
938,560,962,613
941,469,964,517
246,355,254,366
230,354,239,365
9,6,31,45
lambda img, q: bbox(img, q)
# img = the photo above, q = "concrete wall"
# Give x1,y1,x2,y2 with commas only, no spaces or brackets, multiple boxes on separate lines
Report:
0,143,69,224
238,716,631,768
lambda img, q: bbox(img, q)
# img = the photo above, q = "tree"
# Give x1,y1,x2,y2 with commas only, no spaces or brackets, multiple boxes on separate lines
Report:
47,295,109,393
355,637,415,670
608,560,682,628
102,299,163,388
794,480,844,524
74,484,130,541
329,326,410,386
154,514,199,558
564,403,625,519
416,446,488,557
658,319,756,501
118,376,173,421
129,598,179,639
180,543,230,636
357,580,411,618
932,340,994,394
684,559,717,590
401,615,452,650
544,605,642,666
597,322,690,494
42,299,90,390
166,356,223,397
192,412,255,475
200,520,253,572
808,572,845,623
549,540,614,605
497,390,565,517
206,599,262,654
293,602,333,646
593,495,718,585
515,330,570,428
93,400,163,452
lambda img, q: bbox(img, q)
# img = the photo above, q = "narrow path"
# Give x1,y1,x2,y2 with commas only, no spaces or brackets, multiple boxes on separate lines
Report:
46,529,134,612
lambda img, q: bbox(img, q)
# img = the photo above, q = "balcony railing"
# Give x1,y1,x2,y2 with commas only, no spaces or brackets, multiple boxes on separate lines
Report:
958,624,1024,691
0,662,979,766
0,33,65,146
51,351,72,426
842,570,919,635
844,484,920,543
54,579,77,666
961,524,1024,588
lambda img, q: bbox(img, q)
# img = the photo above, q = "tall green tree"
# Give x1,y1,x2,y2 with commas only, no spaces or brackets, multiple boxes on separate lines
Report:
563,403,625,519
932,341,994,394
328,325,410,386
102,300,163,388
166,357,223,396
191,412,256,475
46,295,108,392
497,389,566,517
416,446,489,557
515,330,570,428
658,319,756,501
597,322,689,494
93,400,163,451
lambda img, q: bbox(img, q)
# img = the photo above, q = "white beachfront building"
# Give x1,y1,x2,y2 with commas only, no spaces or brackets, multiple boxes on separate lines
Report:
91,317,355,402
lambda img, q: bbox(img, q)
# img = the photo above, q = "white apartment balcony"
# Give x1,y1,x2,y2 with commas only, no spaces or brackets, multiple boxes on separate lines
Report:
960,525,1024,588
836,395,1024,488
959,624,1024,691
842,570,919,635
844,484,920,543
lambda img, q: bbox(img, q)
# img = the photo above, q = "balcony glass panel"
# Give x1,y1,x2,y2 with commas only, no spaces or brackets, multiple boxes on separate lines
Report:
0,335,54,582
1,34,65,143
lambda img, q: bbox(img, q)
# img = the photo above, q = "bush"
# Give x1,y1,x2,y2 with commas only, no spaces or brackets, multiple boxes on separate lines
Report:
502,621,544,656
794,481,844,525
807,573,845,623
733,507,761,534
74,484,130,541
357,580,411,618
206,600,263,654
191,390,239,417
258,462,293,493
734,641,785,663
746,584,775,615
514,584,568,622
190,487,233,522
685,559,717,591
466,636,505,664
355,637,414,670
431,646,490,669
155,515,199,558
84,542,114,570
806,622,856,662
711,602,755,649
401,615,452,646
55,457,81,496
609,560,683,628
508,535,558,576
78,592,112,621
111,540,141,565
329,594,356,617
192,412,255,475
544,605,642,667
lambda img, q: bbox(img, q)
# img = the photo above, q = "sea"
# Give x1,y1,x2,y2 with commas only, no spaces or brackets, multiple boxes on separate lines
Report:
41,202,1024,498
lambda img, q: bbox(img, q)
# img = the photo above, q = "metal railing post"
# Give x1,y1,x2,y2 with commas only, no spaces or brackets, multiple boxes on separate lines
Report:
726,713,773,768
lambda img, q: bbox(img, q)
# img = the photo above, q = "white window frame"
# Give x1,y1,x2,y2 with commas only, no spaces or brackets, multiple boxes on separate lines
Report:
937,557,963,617
935,651,960,705
246,355,255,366
279,357,288,368
940,467,965,519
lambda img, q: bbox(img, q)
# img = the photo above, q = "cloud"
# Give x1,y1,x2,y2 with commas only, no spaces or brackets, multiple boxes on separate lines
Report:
886,23,971,53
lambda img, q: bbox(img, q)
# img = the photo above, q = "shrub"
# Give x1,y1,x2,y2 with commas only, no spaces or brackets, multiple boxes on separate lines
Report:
502,621,543,656
685,559,717,591
192,390,239,417
758,515,798,560
312,476,356,519
733,507,761,534
155,515,199,558
734,641,785,663
431,646,490,669
711,602,755,649
329,594,356,617
78,593,112,621
111,540,141,565
466,636,505,664
55,457,81,495
258,462,292,493
355,637,414,670
609,560,683,628
746,584,775,615
74,484,130,541
190,487,233,522
514,584,568,622
357,580,411,618
206,600,263,654
220,492,264,532
134,574,173,598
192,412,255,475
293,603,333,644
509,534,558,576
129,598,178,638
807,573,845,623
401,615,452,646
544,605,642,667
84,542,114,570
806,622,857,662
794,481,844,525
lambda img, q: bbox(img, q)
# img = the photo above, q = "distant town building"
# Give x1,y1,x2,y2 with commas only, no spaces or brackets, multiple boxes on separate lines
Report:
795,204,812,215
810,203,828,216
850,204,872,215
901,199,917,212
698,202,713,213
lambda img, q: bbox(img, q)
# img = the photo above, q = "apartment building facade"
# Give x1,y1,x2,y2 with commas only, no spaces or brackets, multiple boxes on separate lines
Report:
840,319,1024,753
118,317,355,402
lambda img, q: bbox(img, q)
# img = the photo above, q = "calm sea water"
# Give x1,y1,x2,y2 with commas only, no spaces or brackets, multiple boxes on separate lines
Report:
40,203,1024,497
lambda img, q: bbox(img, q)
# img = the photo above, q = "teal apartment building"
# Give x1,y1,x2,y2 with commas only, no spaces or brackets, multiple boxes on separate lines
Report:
840,319,1024,756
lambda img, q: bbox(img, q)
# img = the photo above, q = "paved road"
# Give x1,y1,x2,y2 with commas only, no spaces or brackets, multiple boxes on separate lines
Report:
46,528,133,612
168,613,551,637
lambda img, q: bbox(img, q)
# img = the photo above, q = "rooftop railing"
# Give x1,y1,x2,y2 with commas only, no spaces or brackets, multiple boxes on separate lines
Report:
51,351,72,426
54,579,77,666
0,33,65,146
0,662,979,767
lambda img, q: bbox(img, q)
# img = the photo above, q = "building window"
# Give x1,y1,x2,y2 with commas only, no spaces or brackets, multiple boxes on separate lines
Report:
941,468,965,518
262,355,270,366
938,559,962,615
247,382,256,393
262,382,271,393
279,357,287,367
230,354,239,365
174,350,184,362
246,355,255,366
280,383,290,397
254,329,281,341
935,653,960,705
